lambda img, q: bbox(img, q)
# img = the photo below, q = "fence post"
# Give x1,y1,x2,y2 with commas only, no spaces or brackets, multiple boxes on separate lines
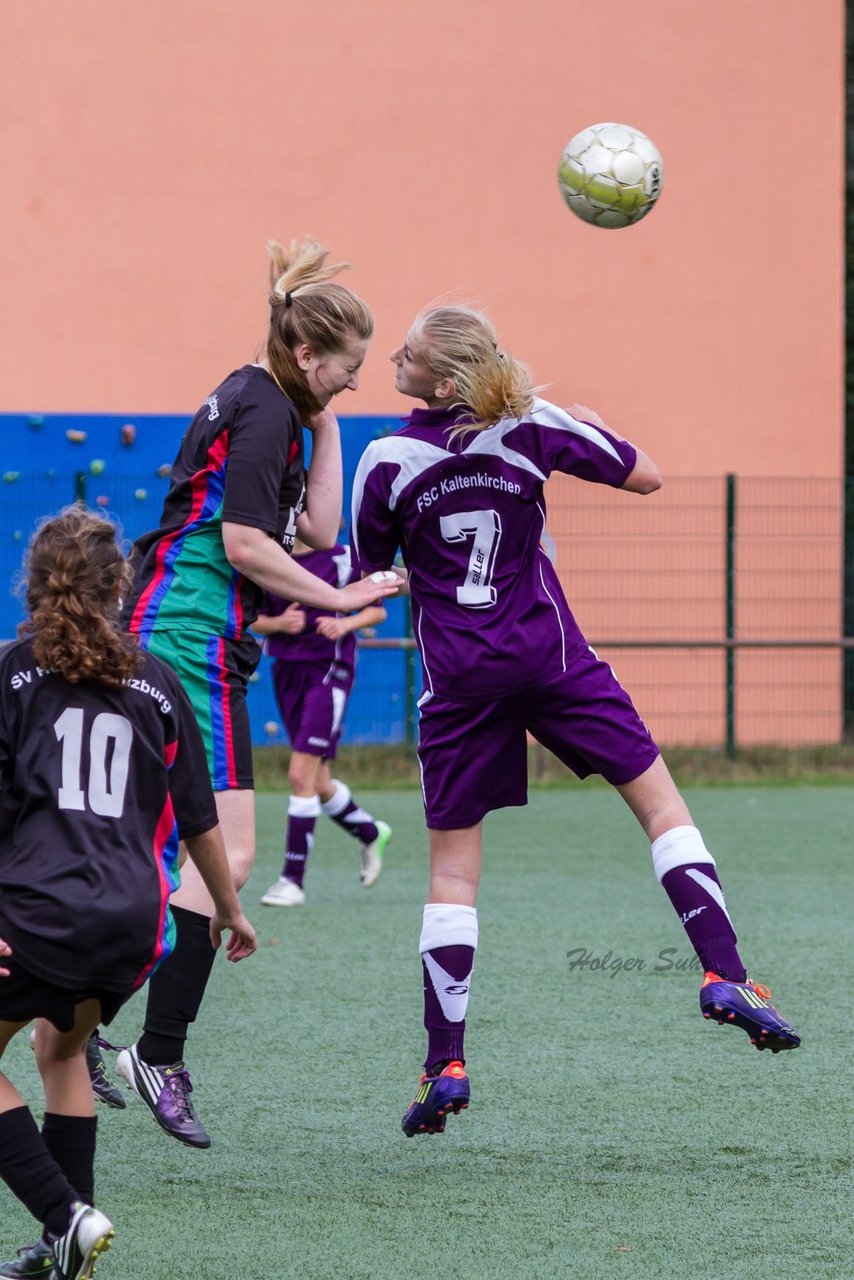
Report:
844,477,854,738
725,473,737,758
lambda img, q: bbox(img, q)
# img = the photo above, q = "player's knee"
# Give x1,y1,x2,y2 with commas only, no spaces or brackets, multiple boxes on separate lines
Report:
288,759,316,793
35,1039,86,1069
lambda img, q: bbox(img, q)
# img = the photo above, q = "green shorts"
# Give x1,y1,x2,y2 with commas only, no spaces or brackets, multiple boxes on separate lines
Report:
139,630,260,791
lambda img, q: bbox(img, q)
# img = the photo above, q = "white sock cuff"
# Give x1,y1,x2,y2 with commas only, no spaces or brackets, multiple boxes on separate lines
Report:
419,903,478,954
321,780,351,817
288,794,321,819
651,825,715,883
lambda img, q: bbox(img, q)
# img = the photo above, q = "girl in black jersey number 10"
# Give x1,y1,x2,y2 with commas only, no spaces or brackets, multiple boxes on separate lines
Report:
0,508,256,1280
351,304,800,1138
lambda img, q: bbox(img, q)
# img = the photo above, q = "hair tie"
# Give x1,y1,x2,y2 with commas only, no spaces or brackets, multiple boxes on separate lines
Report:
284,291,293,308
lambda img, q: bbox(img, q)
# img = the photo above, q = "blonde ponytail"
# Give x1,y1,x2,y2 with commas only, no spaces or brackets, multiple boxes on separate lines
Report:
412,306,536,434
265,235,373,420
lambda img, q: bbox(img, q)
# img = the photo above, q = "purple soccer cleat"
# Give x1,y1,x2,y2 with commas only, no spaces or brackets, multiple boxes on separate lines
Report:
401,1061,470,1136
115,1043,211,1148
700,972,801,1052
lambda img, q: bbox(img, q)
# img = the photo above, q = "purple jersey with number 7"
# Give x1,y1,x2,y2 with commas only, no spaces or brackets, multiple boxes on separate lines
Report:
351,398,637,703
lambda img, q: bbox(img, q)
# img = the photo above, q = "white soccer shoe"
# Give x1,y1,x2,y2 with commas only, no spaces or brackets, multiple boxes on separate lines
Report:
360,821,392,888
261,877,305,907
51,1202,114,1280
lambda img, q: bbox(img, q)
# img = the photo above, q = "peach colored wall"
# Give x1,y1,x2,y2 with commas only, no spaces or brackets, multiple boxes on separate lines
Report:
547,475,844,746
1,1,844,479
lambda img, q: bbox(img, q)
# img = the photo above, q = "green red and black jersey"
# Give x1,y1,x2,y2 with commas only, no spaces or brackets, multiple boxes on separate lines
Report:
127,365,305,640
0,639,218,994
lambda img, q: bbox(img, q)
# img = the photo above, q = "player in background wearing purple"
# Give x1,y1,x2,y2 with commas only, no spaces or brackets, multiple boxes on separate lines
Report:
351,305,801,1138
0,508,255,1280
112,237,398,1149
253,538,392,906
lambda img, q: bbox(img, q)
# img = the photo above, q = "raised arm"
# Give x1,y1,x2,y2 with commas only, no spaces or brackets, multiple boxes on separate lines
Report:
566,403,662,495
222,523,399,612
296,407,343,549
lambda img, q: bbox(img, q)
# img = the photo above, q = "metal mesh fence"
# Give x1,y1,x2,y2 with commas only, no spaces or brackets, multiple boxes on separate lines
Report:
533,473,846,749
0,469,849,751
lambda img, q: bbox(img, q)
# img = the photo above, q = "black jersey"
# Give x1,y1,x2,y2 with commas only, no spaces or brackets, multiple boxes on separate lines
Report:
127,364,306,640
0,640,218,994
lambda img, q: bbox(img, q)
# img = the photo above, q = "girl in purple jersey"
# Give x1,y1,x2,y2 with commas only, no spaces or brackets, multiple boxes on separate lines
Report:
0,508,256,1279
351,305,800,1138
253,538,392,906
113,237,399,1149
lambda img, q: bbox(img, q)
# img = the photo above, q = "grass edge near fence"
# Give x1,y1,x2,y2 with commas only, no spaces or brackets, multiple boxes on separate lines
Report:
252,741,854,790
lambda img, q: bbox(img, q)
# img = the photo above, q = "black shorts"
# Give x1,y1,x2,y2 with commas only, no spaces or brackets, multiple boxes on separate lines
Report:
0,956,128,1032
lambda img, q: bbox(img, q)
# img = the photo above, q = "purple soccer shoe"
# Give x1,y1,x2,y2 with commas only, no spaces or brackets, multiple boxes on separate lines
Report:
402,1061,470,1136
700,972,801,1052
115,1043,211,1148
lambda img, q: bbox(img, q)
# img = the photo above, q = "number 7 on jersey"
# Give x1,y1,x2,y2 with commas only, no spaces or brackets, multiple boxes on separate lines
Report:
440,509,502,608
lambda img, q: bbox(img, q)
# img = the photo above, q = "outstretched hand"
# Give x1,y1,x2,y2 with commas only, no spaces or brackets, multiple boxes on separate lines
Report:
338,573,399,613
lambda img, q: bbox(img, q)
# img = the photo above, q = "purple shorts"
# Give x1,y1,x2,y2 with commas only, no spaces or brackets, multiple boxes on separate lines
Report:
417,646,660,830
271,659,354,760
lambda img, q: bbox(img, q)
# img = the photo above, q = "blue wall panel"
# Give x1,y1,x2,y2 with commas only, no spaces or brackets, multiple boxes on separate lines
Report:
0,411,414,746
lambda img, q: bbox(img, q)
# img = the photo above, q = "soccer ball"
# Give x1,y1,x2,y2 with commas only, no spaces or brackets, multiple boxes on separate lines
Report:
557,123,663,229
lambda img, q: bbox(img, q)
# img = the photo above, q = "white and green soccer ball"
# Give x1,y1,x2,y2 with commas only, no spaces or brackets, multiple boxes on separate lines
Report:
557,123,663,228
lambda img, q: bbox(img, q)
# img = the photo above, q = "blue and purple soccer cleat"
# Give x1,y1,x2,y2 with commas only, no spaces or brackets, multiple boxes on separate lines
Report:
700,972,801,1052
401,1061,470,1136
115,1043,211,1148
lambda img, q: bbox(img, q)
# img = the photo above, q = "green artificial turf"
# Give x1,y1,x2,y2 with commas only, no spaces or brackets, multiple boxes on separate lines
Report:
1,787,851,1278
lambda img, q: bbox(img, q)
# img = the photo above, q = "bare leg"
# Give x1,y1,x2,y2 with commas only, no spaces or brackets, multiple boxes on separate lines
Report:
0,1003,103,1239
316,760,335,803
428,824,483,905
616,756,746,983
0,1021,30,1115
171,789,255,913
402,825,481,1132
33,1001,100,1118
615,756,693,841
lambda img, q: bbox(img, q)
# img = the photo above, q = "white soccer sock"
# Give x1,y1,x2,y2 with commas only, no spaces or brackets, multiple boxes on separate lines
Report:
650,824,715,883
420,902,479,954
288,794,321,820
321,780,352,818
420,903,478,1031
